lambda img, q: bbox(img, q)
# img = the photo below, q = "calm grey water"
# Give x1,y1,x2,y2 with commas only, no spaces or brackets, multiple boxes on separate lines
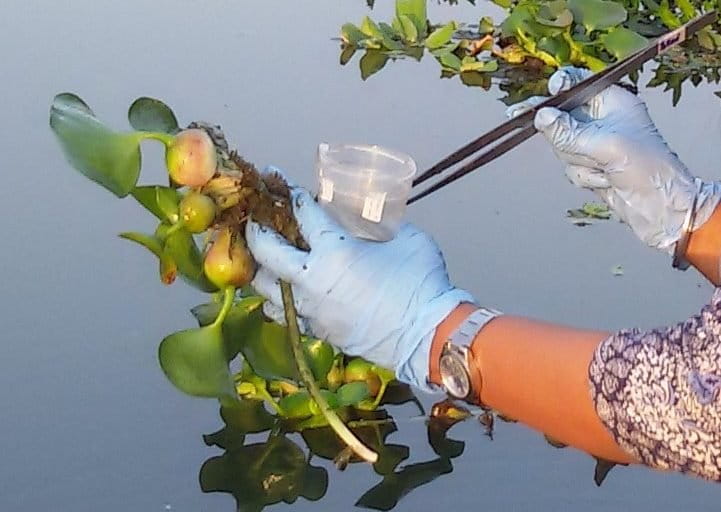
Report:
3,0,721,510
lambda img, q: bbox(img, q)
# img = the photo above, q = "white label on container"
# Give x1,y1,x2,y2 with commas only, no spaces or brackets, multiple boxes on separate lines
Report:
318,177,334,202
362,192,387,223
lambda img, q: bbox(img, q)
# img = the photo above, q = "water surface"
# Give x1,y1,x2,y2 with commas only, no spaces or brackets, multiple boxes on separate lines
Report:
3,1,721,510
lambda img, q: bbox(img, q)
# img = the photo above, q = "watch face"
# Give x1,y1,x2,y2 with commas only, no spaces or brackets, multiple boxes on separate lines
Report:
439,352,470,398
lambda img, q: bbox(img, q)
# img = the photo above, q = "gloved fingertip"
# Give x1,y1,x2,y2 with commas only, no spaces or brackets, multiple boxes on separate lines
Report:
534,107,566,133
548,66,592,95
504,96,547,120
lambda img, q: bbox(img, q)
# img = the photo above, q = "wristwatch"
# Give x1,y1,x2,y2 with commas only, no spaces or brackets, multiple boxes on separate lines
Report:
439,307,500,405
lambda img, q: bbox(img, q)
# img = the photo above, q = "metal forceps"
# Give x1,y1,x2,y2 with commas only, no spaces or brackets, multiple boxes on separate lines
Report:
408,10,718,205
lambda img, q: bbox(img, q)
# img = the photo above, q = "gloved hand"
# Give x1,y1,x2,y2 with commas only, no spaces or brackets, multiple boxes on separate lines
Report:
506,66,721,254
246,171,477,391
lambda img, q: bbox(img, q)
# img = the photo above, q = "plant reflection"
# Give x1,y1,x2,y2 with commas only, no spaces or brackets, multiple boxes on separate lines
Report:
199,388,469,511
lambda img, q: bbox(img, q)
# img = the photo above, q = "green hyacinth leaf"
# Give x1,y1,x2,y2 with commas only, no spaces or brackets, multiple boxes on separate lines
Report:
398,14,419,43
395,0,427,37
131,185,181,220
336,381,370,406
568,0,627,32
50,93,145,197
118,231,163,258
341,23,367,45
158,224,217,292
600,27,648,60
128,97,179,134
159,325,236,400
425,22,457,49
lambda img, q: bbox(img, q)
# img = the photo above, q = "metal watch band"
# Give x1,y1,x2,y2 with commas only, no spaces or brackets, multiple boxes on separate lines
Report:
448,307,501,347
441,307,500,403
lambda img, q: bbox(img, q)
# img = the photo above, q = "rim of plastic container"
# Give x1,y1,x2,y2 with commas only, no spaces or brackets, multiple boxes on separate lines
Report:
317,143,417,182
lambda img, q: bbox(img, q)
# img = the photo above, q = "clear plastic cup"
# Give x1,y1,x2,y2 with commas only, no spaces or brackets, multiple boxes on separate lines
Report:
316,143,417,241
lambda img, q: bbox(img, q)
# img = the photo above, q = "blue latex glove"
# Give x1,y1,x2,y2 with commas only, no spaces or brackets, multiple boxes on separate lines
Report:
507,66,721,253
245,173,478,391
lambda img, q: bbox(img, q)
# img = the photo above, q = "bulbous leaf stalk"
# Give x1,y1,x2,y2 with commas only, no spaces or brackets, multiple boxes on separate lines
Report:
280,280,378,464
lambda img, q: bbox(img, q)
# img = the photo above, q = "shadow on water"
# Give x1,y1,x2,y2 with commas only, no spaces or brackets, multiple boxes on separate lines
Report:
198,388,620,511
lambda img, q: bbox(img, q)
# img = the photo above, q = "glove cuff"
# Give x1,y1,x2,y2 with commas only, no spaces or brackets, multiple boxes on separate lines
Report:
394,288,477,392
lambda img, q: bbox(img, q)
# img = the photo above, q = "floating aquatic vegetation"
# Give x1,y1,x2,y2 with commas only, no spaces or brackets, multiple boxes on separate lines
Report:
344,0,721,105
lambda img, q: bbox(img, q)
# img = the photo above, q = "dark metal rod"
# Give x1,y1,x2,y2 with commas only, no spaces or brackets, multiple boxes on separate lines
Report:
410,10,717,197
408,125,536,204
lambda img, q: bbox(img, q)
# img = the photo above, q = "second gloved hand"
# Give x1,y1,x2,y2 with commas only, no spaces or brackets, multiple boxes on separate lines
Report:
507,66,721,254
246,183,475,391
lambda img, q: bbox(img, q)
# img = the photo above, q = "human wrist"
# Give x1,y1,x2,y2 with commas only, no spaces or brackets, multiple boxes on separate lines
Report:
394,288,475,392
428,303,479,386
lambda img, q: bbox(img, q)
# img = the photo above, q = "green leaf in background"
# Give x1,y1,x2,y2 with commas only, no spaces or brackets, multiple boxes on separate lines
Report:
341,23,367,45
131,185,182,220
398,14,419,43
568,0,627,32
50,93,145,197
600,27,647,60
159,324,236,400
676,0,696,22
538,35,571,63
439,52,462,72
360,50,390,80
655,0,681,28
379,22,400,41
336,381,370,406
127,97,179,134
425,22,457,49
479,16,495,34
535,0,574,27
395,0,427,37
360,16,384,39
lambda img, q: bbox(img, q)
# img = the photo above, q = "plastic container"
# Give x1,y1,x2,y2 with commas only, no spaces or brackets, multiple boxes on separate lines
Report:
316,143,417,241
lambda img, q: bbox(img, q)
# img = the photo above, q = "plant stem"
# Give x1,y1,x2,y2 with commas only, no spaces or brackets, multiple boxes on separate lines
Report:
279,280,378,464
211,286,235,329
139,131,176,147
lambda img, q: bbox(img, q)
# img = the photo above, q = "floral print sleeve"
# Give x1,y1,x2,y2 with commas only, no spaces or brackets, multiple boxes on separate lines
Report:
589,288,721,481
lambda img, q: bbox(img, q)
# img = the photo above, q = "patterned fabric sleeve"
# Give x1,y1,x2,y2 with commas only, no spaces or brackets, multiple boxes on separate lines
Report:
589,288,721,481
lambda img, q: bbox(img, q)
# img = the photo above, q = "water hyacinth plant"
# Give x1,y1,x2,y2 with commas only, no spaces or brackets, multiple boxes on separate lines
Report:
341,0,721,105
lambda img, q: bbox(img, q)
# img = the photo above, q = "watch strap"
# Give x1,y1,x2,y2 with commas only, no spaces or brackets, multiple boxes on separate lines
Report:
446,306,500,405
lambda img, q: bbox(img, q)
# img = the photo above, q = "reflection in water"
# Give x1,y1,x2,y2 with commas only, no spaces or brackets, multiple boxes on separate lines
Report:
198,391,621,511
199,390,469,511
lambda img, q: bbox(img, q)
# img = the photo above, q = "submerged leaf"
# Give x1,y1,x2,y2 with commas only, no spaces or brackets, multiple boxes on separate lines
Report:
50,93,144,197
